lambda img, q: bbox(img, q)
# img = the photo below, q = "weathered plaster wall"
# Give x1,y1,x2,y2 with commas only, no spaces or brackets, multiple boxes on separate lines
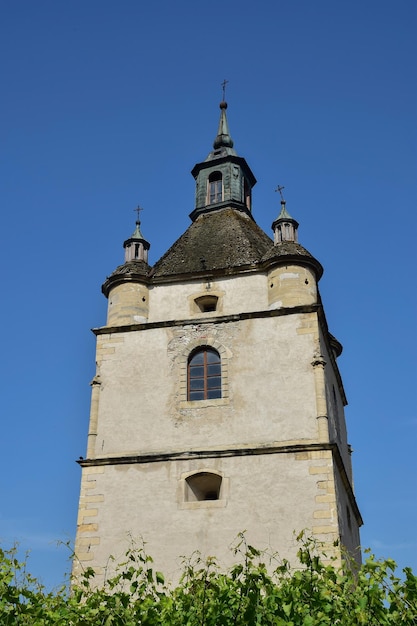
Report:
105,266,319,328
73,450,345,585
91,312,320,458
75,254,361,585
147,273,269,323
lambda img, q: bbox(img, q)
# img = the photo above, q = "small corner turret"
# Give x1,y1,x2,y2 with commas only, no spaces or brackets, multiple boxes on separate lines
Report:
265,189,323,309
123,207,150,263
272,187,299,244
190,100,256,221
102,208,151,327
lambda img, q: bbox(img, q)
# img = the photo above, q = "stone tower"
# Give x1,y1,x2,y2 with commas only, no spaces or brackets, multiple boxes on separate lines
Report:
73,101,362,584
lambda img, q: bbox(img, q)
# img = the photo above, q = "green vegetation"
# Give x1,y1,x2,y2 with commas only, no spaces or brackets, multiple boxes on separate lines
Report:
1,533,416,625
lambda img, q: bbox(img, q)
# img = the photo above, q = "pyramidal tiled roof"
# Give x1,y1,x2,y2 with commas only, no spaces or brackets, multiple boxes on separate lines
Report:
103,206,322,292
151,208,273,279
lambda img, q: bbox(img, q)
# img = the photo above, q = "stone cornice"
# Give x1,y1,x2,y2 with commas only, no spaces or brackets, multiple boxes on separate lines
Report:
149,253,322,286
93,303,319,335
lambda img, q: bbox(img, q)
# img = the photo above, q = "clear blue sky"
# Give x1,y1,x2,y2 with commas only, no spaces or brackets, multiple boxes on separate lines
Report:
0,1,415,590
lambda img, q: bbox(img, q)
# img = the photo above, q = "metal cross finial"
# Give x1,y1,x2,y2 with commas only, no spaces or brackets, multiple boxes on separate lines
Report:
275,185,285,201
134,205,144,221
221,79,229,101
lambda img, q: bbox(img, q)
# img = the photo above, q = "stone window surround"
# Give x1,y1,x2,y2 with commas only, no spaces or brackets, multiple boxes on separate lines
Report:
179,468,229,509
179,337,230,408
189,290,224,317
194,294,219,313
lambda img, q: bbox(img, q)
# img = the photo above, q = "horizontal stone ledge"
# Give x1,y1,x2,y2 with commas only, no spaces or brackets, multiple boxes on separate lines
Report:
78,441,335,467
93,304,319,335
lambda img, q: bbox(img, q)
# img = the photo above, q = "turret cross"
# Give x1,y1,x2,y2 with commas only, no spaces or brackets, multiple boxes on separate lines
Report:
134,205,144,221
221,79,229,101
275,185,285,201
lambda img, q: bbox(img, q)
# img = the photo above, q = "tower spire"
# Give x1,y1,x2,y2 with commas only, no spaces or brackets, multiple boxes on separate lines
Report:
130,205,146,241
213,100,234,150
190,99,256,220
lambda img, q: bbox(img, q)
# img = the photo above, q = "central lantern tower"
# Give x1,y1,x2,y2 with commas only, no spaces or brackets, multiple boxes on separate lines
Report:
74,101,362,583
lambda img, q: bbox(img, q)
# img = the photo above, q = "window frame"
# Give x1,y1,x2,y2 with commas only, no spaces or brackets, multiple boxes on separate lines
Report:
178,338,230,408
187,347,222,401
207,171,223,204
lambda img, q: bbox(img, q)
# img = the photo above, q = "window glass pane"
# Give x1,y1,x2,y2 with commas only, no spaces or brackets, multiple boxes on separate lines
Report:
206,351,220,364
190,390,205,401
207,363,221,376
189,366,204,378
209,179,222,204
207,377,221,389
190,378,204,390
207,389,221,399
190,353,204,365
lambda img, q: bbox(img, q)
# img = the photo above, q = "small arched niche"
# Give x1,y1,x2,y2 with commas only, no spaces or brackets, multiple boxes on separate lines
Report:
194,295,218,313
185,472,222,502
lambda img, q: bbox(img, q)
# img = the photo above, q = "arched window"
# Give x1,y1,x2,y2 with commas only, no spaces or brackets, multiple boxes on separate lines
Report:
208,171,223,204
188,347,221,401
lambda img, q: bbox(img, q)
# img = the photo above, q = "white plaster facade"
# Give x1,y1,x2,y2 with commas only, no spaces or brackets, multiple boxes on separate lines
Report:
74,265,362,584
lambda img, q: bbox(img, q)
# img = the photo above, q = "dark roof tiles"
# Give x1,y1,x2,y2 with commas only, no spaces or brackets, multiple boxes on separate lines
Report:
102,260,150,296
262,241,323,278
152,208,273,278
